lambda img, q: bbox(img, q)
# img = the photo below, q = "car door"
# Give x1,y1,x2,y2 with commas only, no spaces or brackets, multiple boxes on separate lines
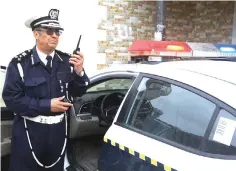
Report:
64,71,138,170
98,73,236,171
68,71,138,139
1,65,14,158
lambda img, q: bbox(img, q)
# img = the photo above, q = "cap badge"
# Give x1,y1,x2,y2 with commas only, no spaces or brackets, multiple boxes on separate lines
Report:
49,9,59,20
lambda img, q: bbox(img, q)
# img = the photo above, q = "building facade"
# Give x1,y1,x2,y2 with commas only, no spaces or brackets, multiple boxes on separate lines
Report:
97,1,236,67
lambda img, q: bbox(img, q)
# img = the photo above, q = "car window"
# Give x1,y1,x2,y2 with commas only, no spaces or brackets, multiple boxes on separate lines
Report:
205,109,236,156
124,77,216,150
87,78,133,92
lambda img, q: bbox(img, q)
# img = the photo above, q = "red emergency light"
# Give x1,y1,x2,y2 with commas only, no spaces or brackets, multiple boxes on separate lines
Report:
128,40,192,57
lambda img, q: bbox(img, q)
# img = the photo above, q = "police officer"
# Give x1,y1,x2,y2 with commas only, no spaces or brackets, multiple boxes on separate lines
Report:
2,9,90,171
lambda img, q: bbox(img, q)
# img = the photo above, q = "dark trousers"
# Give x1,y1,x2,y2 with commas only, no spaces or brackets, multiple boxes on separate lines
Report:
9,115,66,171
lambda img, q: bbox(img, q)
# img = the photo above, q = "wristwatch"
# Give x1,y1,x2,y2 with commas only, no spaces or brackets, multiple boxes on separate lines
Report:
76,70,84,77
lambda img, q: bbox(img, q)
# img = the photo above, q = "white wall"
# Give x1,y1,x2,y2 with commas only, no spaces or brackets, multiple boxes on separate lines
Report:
0,0,106,76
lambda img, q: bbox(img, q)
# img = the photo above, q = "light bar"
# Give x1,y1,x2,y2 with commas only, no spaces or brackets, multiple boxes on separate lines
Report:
220,47,236,52
167,45,185,51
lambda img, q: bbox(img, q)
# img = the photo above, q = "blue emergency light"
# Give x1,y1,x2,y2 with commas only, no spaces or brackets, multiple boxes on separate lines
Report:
215,44,236,57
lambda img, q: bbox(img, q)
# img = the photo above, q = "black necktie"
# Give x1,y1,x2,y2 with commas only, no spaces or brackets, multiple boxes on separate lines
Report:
46,56,52,73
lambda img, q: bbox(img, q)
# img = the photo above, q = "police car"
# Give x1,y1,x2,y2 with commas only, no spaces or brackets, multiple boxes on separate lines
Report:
1,60,236,171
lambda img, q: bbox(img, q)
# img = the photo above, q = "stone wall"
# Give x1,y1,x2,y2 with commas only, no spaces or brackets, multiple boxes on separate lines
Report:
165,1,234,43
97,1,234,67
98,0,157,64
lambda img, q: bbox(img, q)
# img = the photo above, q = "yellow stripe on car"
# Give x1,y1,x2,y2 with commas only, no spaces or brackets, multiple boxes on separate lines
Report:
164,165,172,171
104,137,176,170
151,159,158,166
139,153,146,161
111,140,116,146
119,144,125,151
103,137,108,142
129,149,135,155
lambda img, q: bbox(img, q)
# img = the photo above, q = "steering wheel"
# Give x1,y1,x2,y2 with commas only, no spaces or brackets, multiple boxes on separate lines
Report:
100,92,125,124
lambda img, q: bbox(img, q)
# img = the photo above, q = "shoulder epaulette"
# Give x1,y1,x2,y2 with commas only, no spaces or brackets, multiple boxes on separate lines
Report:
11,49,32,63
55,50,71,57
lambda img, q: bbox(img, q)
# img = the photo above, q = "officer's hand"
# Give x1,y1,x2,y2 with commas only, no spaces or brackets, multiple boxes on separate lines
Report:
51,96,72,112
69,51,84,73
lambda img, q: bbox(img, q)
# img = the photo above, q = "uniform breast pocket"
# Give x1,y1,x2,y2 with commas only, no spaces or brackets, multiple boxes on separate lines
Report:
24,77,48,98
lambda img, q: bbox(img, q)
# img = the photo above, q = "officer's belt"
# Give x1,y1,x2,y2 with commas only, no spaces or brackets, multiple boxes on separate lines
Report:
22,114,64,124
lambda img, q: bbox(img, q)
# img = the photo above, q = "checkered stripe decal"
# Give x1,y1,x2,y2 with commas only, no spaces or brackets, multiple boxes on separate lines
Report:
103,137,177,171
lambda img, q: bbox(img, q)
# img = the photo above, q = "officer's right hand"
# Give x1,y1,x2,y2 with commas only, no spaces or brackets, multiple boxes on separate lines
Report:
51,96,73,112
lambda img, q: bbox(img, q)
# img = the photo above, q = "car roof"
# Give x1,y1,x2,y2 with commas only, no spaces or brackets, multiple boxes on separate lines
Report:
97,60,236,109
148,60,236,85
97,60,236,84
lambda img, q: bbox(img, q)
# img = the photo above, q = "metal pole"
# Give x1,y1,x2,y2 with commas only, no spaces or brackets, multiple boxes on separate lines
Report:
155,0,166,41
